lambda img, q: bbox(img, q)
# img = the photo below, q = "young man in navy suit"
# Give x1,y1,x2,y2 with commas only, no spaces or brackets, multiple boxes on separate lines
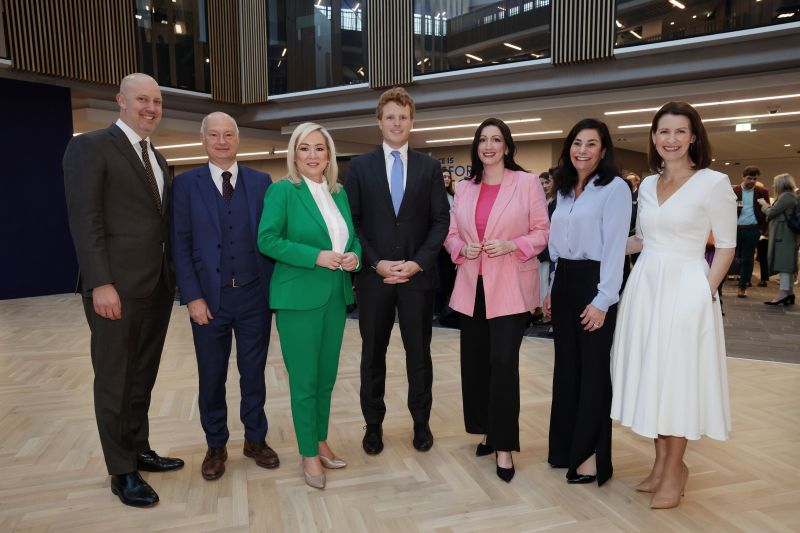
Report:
345,87,450,454
171,112,278,480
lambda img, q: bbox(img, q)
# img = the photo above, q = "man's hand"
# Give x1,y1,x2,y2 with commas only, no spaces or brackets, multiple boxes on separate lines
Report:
461,242,482,259
317,250,345,270
376,259,409,284
92,284,122,320
187,298,213,325
341,252,359,272
389,261,421,279
483,239,518,257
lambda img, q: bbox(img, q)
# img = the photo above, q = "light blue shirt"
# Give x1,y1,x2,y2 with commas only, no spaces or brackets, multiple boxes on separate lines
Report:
548,175,632,311
737,188,757,225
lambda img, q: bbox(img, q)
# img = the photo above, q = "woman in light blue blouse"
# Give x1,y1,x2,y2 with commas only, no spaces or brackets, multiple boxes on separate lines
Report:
543,119,631,486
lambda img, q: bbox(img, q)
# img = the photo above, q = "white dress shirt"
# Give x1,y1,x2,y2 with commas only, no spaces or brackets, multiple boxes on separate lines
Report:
382,142,408,193
208,161,238,195
115,118,164,199
303,177,349,254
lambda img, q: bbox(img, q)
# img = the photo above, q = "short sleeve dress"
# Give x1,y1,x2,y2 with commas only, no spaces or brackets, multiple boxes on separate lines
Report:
610,168,737,441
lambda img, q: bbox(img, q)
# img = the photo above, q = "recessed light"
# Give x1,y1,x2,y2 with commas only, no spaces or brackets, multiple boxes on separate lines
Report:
785,144,792,147
412,118,541,133
616,20,623,28
426,130,562,143
669,0,686,9
605,93,800,115
465,53,483,62
724,162,730,165
629,30,642,39
503,42,522,51
157,142,203,150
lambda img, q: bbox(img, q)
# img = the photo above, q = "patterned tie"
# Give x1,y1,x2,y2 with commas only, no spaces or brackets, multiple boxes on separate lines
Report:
390,150,404,215
222,171,233,204
139,140,162,212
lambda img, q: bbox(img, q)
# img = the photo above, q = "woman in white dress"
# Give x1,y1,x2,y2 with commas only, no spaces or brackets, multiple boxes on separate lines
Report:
610,102,736,509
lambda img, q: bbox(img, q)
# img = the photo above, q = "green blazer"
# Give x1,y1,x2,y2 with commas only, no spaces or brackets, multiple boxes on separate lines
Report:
258,179,362,310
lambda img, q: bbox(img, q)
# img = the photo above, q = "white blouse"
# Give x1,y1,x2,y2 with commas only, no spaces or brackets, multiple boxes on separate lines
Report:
303,176,349,254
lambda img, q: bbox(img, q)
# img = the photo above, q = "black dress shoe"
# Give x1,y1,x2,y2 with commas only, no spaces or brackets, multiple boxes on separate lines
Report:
476,442,493,457
496,453,515,482
110,472,159,507
413,423,434,452
362,424,384,455
137,450,185,472
567,473,597,484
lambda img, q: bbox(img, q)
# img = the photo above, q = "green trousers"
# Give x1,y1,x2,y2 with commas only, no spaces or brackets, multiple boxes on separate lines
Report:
275,274,346,457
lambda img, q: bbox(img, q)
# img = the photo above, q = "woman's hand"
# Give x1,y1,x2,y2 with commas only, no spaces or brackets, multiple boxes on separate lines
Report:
580,304,607,331
461,242,483,259
316,250,344,270
340,252,359,272
756,198,768,207
483,239,518,257
543,293,552,317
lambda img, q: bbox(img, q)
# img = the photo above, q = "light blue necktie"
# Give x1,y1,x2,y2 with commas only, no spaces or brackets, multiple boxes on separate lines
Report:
390,150,404,215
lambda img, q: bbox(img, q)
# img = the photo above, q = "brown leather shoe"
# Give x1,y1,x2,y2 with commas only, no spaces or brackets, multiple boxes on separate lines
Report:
243,440,280,469
737,287,747,298
202,447,227,480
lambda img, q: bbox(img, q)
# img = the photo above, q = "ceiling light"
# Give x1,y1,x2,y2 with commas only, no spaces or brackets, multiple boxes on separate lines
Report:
205,58,210,63
426,130,562,143
777,12,795,18
530,52,543,58
72,132,82,136
692,14,697,19
135,14,142,20
504,42,522,51
670,21,675,25
281,48,287,57
497,6,506,10
465,53,483,62
629,30,642,39
785,144,792,147
605,93,800,115
412,118,541,132
353,2,360,10
156,142,203,150
615,20,623,28
167,155,208,163
735,123,751,132
620,110,800,129
174,23,184,34
238,151,275,157
669,0,686,9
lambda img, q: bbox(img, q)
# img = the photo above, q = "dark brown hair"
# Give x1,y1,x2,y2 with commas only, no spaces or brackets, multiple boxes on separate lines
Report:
743,165,760,177
648,102,712,172
376,87,415,119
466,118,525,184
553,118,619,196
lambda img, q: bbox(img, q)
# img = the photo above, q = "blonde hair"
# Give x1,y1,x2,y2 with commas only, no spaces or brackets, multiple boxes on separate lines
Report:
773,173,797,195
285,122,339,193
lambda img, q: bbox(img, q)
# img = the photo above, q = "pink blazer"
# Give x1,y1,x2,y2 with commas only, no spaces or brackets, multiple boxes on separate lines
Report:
444,170,550,319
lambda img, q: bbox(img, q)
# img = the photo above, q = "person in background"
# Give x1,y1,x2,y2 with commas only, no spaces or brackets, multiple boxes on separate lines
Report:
544,118,631,487
758,173,798,305
733,165,770,297
533,171,556,326
611,101,736,510
435,168,457,319
445,118,549,482
258,122,362,489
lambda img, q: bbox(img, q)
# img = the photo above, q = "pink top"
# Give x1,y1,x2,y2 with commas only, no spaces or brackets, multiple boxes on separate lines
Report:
476,183,501,241
476,183,501,274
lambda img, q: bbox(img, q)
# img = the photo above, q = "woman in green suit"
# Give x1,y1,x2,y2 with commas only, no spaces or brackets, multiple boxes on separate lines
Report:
258,122,361,489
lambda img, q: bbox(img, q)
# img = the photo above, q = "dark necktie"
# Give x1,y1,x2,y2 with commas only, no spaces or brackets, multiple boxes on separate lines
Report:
139,140,162,212
222,171,233,204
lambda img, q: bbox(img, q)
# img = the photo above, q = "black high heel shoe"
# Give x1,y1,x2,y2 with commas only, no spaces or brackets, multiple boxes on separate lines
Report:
495,452,515,482
764,294,795,306
476,442,493,457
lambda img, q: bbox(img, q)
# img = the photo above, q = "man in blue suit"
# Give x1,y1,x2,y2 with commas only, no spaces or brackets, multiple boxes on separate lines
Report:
171,112,278,481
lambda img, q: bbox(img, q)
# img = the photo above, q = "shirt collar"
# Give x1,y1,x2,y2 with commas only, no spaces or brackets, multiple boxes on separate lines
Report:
302,175,327,191
115,118,150,147
382,142,408,160
209,161,238,181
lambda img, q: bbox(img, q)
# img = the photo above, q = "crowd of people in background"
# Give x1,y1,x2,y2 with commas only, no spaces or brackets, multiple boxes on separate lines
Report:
62,73,799,511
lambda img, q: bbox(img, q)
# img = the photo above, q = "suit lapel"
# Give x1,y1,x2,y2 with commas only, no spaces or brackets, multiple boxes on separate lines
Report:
462,180,481,242
295,179,331,246
196,165,221,236
484,170,517,238
107,124,163,214
237,166,259,237
370,149,396,217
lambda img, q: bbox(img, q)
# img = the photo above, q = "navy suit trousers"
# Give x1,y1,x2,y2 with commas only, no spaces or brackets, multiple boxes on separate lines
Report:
191,280,272,448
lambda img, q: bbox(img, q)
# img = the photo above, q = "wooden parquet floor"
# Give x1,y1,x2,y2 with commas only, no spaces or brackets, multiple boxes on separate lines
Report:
0,295,798,532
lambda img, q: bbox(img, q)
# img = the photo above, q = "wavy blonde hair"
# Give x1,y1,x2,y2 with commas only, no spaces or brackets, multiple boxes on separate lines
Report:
773,173,797,196
285,122,339,193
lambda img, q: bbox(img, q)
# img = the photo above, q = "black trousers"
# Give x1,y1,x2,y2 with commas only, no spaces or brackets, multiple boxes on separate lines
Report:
460,278,528,451
548,259,616,485
82,277,173,474
757,237,769,282
357,285,434,425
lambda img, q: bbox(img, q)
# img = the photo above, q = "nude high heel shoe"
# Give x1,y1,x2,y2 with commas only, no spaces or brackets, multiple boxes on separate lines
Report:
320,455,347,469
650,464,688,509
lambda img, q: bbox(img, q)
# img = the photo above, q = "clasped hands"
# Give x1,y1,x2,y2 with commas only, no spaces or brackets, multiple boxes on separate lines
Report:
317,250,359,271
375,259,421,284
461,239,518,259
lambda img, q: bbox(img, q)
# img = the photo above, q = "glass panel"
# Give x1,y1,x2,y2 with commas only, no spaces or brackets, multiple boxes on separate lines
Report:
413,0,551,76
267,1,367,96
135,0,211,93
615,0,798,48
0,2,8,59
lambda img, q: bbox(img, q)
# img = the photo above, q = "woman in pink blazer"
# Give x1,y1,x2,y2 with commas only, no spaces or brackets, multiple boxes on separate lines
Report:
445,118,550,482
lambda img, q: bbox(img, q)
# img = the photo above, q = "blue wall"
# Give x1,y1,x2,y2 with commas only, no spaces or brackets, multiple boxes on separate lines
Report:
0,77,78,299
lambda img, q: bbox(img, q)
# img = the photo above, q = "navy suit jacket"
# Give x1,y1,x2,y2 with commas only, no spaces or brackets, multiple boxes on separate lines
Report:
171,163,273,313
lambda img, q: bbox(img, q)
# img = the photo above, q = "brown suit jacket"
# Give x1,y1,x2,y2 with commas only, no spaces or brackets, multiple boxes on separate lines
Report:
63,123,174,298
733,184,770,235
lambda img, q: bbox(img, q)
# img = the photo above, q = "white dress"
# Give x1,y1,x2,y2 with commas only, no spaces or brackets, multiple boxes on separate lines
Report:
610,168,737,441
